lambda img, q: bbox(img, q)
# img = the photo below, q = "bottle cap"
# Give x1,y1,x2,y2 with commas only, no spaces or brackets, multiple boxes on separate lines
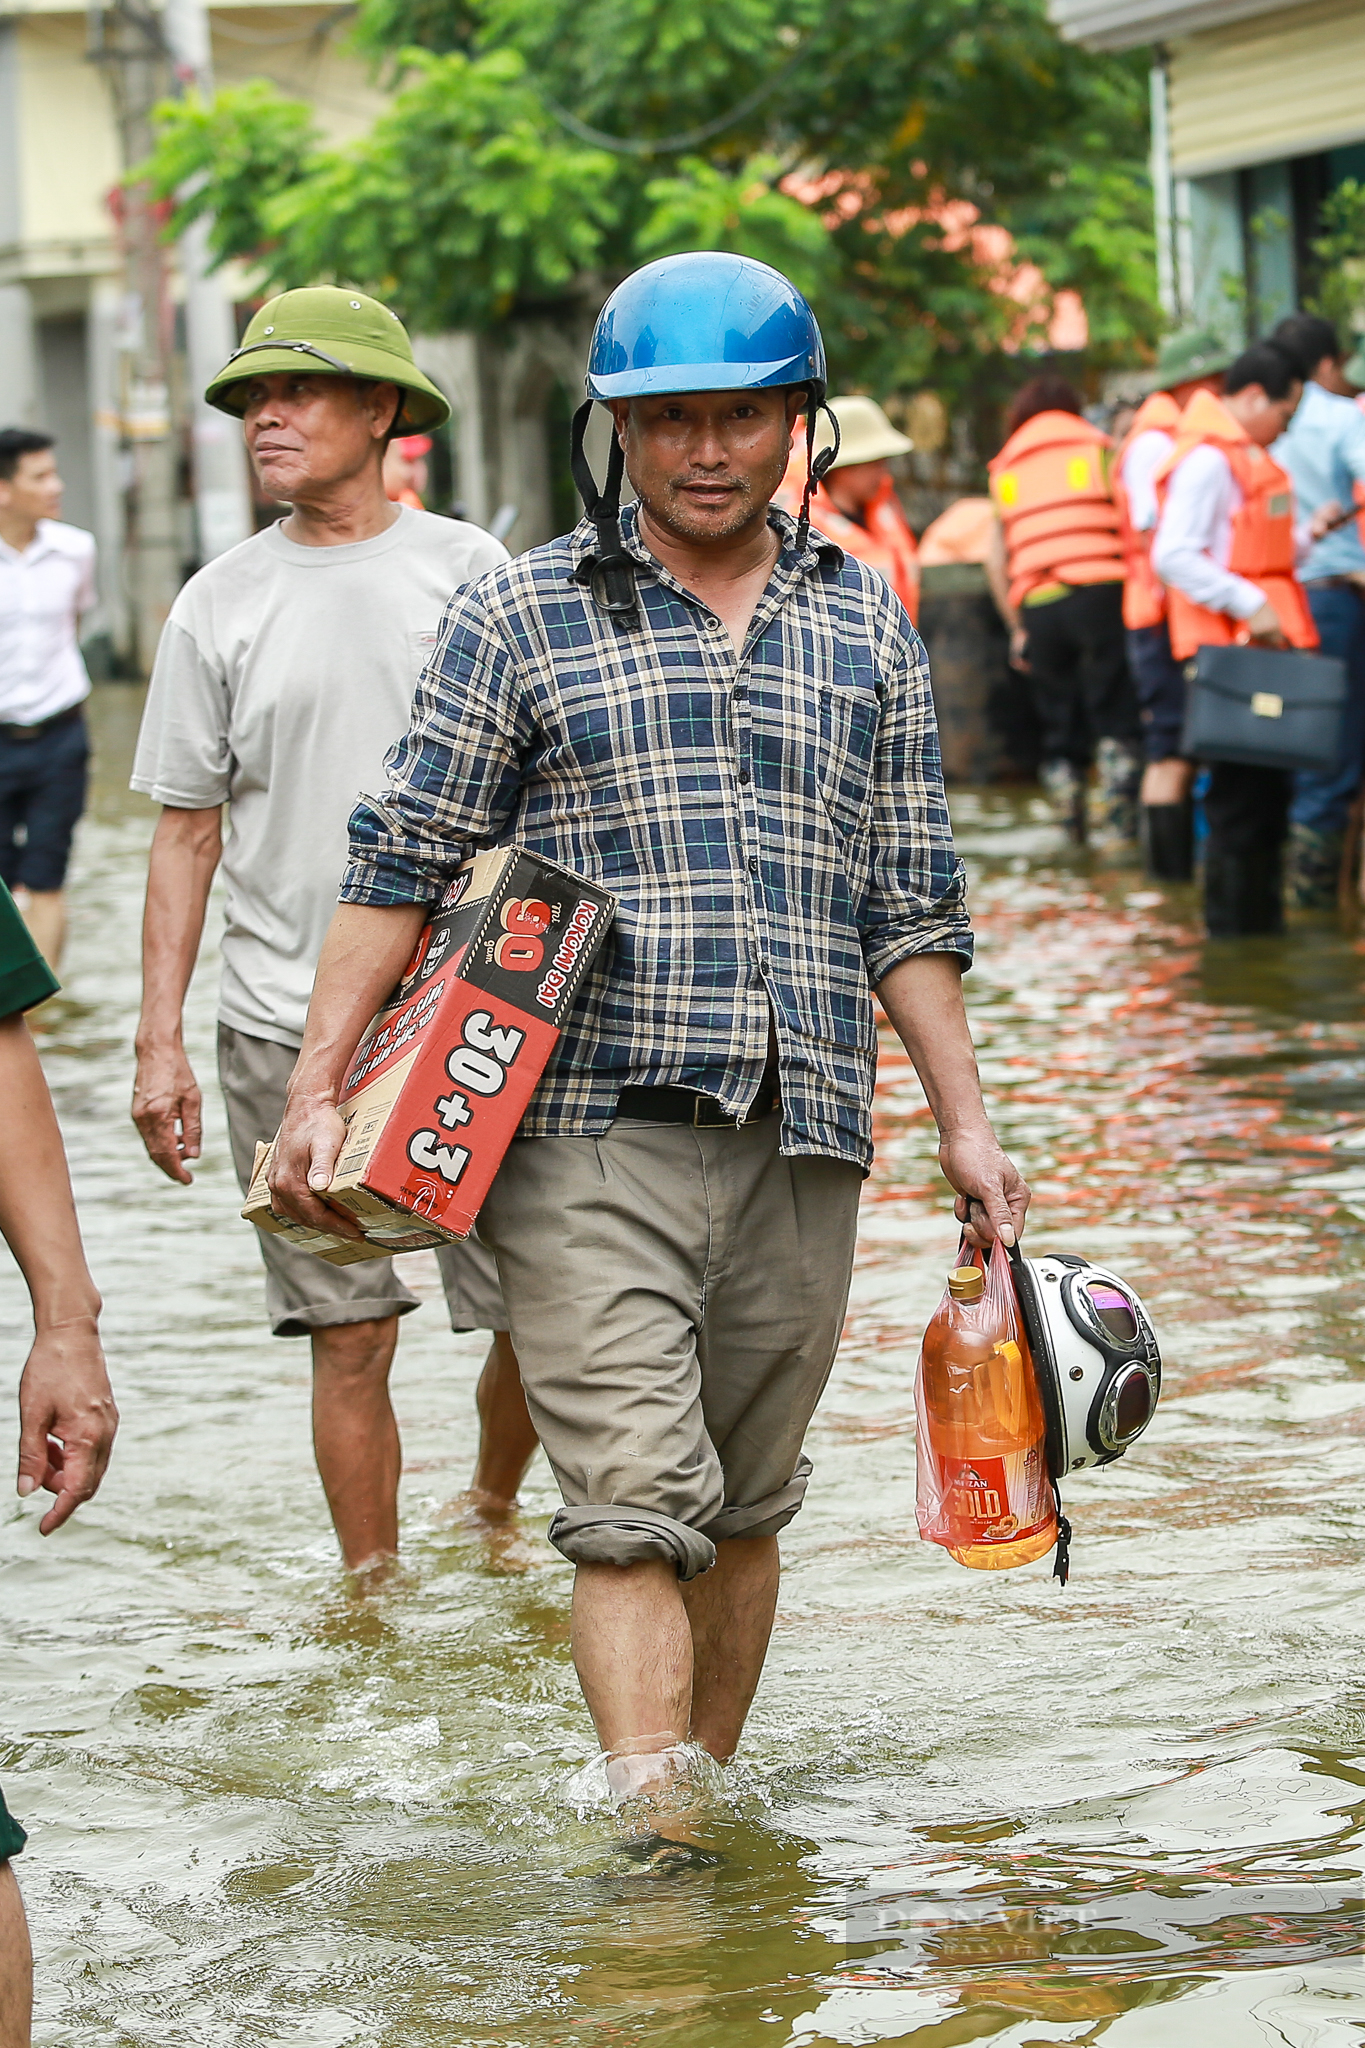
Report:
947,1265,985,1302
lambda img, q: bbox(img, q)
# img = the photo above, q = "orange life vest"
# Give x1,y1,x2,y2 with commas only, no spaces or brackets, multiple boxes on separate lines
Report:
987,411,1124,611
775,446,920,624
1113,391,1181,631
1152,388,1318,662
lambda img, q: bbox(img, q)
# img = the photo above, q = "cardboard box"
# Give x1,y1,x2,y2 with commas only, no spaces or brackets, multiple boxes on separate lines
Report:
243,847,615,1264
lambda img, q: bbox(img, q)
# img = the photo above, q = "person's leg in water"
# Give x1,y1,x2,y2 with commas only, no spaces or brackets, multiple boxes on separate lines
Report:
311,1315,402,1572
1071,581,1142,849
1203,763,1291,937
9,711,89,973
1021,591,1089,841
481,1119,861,1860
0,1862,32,2048
463,1331,539,1521
572,1534,780,1792
217,1025,423,1578
1287,584,1365,907
1128,618,1196,880
434,1240,540,1523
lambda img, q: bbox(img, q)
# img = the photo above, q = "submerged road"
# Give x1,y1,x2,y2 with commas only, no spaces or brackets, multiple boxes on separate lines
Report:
2,688,1363,2046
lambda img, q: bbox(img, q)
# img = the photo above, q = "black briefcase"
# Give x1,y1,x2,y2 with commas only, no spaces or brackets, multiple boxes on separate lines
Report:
1180,644,1348,774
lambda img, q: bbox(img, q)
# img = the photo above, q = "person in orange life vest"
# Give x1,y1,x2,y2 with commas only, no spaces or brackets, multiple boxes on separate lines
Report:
1151,340,1343,937
1115,327,1238,881
986,374,1141,845
775,396,920,622
382,432,431,511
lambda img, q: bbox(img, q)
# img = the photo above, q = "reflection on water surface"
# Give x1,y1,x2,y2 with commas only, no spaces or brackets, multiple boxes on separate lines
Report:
1,695,1362,2045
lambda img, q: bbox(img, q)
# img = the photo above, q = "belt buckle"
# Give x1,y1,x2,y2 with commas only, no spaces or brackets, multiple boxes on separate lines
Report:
691,1094,733,1128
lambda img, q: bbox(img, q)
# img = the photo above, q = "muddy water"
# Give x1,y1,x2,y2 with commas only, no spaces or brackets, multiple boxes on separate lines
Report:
3,689,1363,2047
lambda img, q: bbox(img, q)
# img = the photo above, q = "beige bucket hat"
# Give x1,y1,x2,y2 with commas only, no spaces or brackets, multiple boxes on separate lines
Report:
813,394,914,470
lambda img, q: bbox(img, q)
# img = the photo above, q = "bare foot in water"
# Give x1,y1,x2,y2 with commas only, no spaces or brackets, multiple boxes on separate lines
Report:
435,1490,540,1571
606,1739,722,1862
344,1551,414,1596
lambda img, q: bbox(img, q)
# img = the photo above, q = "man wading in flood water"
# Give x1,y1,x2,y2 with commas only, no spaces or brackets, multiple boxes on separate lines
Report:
269,255,1028,1860
130,288,539,1576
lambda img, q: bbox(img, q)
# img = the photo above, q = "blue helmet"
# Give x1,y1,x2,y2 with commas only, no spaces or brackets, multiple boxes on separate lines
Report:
572,253,836,622
585,252,826,402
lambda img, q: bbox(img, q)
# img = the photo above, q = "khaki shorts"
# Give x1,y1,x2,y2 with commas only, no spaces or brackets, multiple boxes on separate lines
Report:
478,1115,861,1578
218,1024,508,1338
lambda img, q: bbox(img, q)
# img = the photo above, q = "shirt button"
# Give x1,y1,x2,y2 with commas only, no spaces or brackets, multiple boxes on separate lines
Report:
733,685,747,700
759,957,770,975
707,616,724,632
748,855,759,874
739,767,751,784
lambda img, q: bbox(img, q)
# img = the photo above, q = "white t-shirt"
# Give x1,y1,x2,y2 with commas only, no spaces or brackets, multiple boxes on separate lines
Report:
131,506,508,1047
0,519,96,724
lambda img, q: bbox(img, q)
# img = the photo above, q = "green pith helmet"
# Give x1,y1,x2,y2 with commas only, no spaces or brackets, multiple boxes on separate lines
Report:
1154,325,1238,390
205,286,451,433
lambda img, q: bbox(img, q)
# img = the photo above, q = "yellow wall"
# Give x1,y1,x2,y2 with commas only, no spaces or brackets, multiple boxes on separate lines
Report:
1170,0,1365,177
11,1,387,274
17,13,121,255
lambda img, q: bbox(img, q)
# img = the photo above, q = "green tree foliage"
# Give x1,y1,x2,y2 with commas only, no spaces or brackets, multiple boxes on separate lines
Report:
140,0,1159,405
1308,179,1365,346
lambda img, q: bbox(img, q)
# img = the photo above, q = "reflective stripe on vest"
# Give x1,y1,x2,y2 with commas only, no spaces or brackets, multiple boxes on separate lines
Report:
1114,392,1180,632
988,410,1124,610
1153,389,1318,661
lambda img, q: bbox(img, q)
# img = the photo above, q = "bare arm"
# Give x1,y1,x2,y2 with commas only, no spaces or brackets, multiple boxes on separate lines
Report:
985,517,1028,670
875,952,1029,1249
0,1014,117,1531
267,901,428,1236
132,804,223,1183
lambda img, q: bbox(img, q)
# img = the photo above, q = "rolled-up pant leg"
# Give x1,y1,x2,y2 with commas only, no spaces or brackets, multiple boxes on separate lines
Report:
478,1118,862,1578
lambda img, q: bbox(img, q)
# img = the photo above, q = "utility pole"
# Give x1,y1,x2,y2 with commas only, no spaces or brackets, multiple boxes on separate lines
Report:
162,0,253,562
88,0,180,676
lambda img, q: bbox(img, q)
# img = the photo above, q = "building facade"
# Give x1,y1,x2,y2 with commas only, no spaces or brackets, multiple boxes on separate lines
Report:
0,0,588,671
1049,0,1365,343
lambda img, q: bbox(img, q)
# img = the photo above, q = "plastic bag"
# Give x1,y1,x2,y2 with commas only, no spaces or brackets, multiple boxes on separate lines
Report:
915,1236,1056,1570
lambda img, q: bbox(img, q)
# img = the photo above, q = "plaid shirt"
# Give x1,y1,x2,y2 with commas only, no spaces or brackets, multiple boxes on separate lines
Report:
341,504,971,1170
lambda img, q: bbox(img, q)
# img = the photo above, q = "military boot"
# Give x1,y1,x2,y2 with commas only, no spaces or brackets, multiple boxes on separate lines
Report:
1091,738,1143,850
1039,759,1087,843
1284,823,1344,911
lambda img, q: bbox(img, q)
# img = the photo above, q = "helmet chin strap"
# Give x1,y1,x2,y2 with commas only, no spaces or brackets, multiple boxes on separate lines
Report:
570,400,638,619
796,394,840,553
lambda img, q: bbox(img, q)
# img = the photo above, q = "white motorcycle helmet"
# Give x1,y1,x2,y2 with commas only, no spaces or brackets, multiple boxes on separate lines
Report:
1008,1248,1162,1477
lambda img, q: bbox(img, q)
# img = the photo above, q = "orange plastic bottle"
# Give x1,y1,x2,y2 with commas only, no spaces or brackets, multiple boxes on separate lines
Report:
918,1262,1056,1570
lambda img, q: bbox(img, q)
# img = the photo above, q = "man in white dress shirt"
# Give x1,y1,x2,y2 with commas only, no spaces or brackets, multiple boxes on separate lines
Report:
1152,341,1341,935
0,429,97,971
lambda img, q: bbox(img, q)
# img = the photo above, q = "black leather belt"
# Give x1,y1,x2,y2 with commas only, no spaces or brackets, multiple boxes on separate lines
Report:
615,1081,780,1126
0,702,84,743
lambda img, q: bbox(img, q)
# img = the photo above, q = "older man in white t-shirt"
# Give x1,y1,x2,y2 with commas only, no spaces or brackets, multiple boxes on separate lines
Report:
0,429,97,971
130,288,539,1575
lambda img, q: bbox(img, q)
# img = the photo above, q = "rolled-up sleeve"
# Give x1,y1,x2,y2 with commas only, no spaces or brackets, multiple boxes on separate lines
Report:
859,623,973,984
340,583,535,907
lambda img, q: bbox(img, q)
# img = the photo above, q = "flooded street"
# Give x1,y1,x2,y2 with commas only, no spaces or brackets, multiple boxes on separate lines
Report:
4,685,1364,2047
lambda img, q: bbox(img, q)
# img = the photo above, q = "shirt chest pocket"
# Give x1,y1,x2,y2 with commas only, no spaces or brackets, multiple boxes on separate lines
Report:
815,681,880,839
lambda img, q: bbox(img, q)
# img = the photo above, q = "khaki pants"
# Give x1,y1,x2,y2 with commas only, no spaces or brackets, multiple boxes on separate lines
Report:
479,1115,861,1578
218,1023,507,1337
